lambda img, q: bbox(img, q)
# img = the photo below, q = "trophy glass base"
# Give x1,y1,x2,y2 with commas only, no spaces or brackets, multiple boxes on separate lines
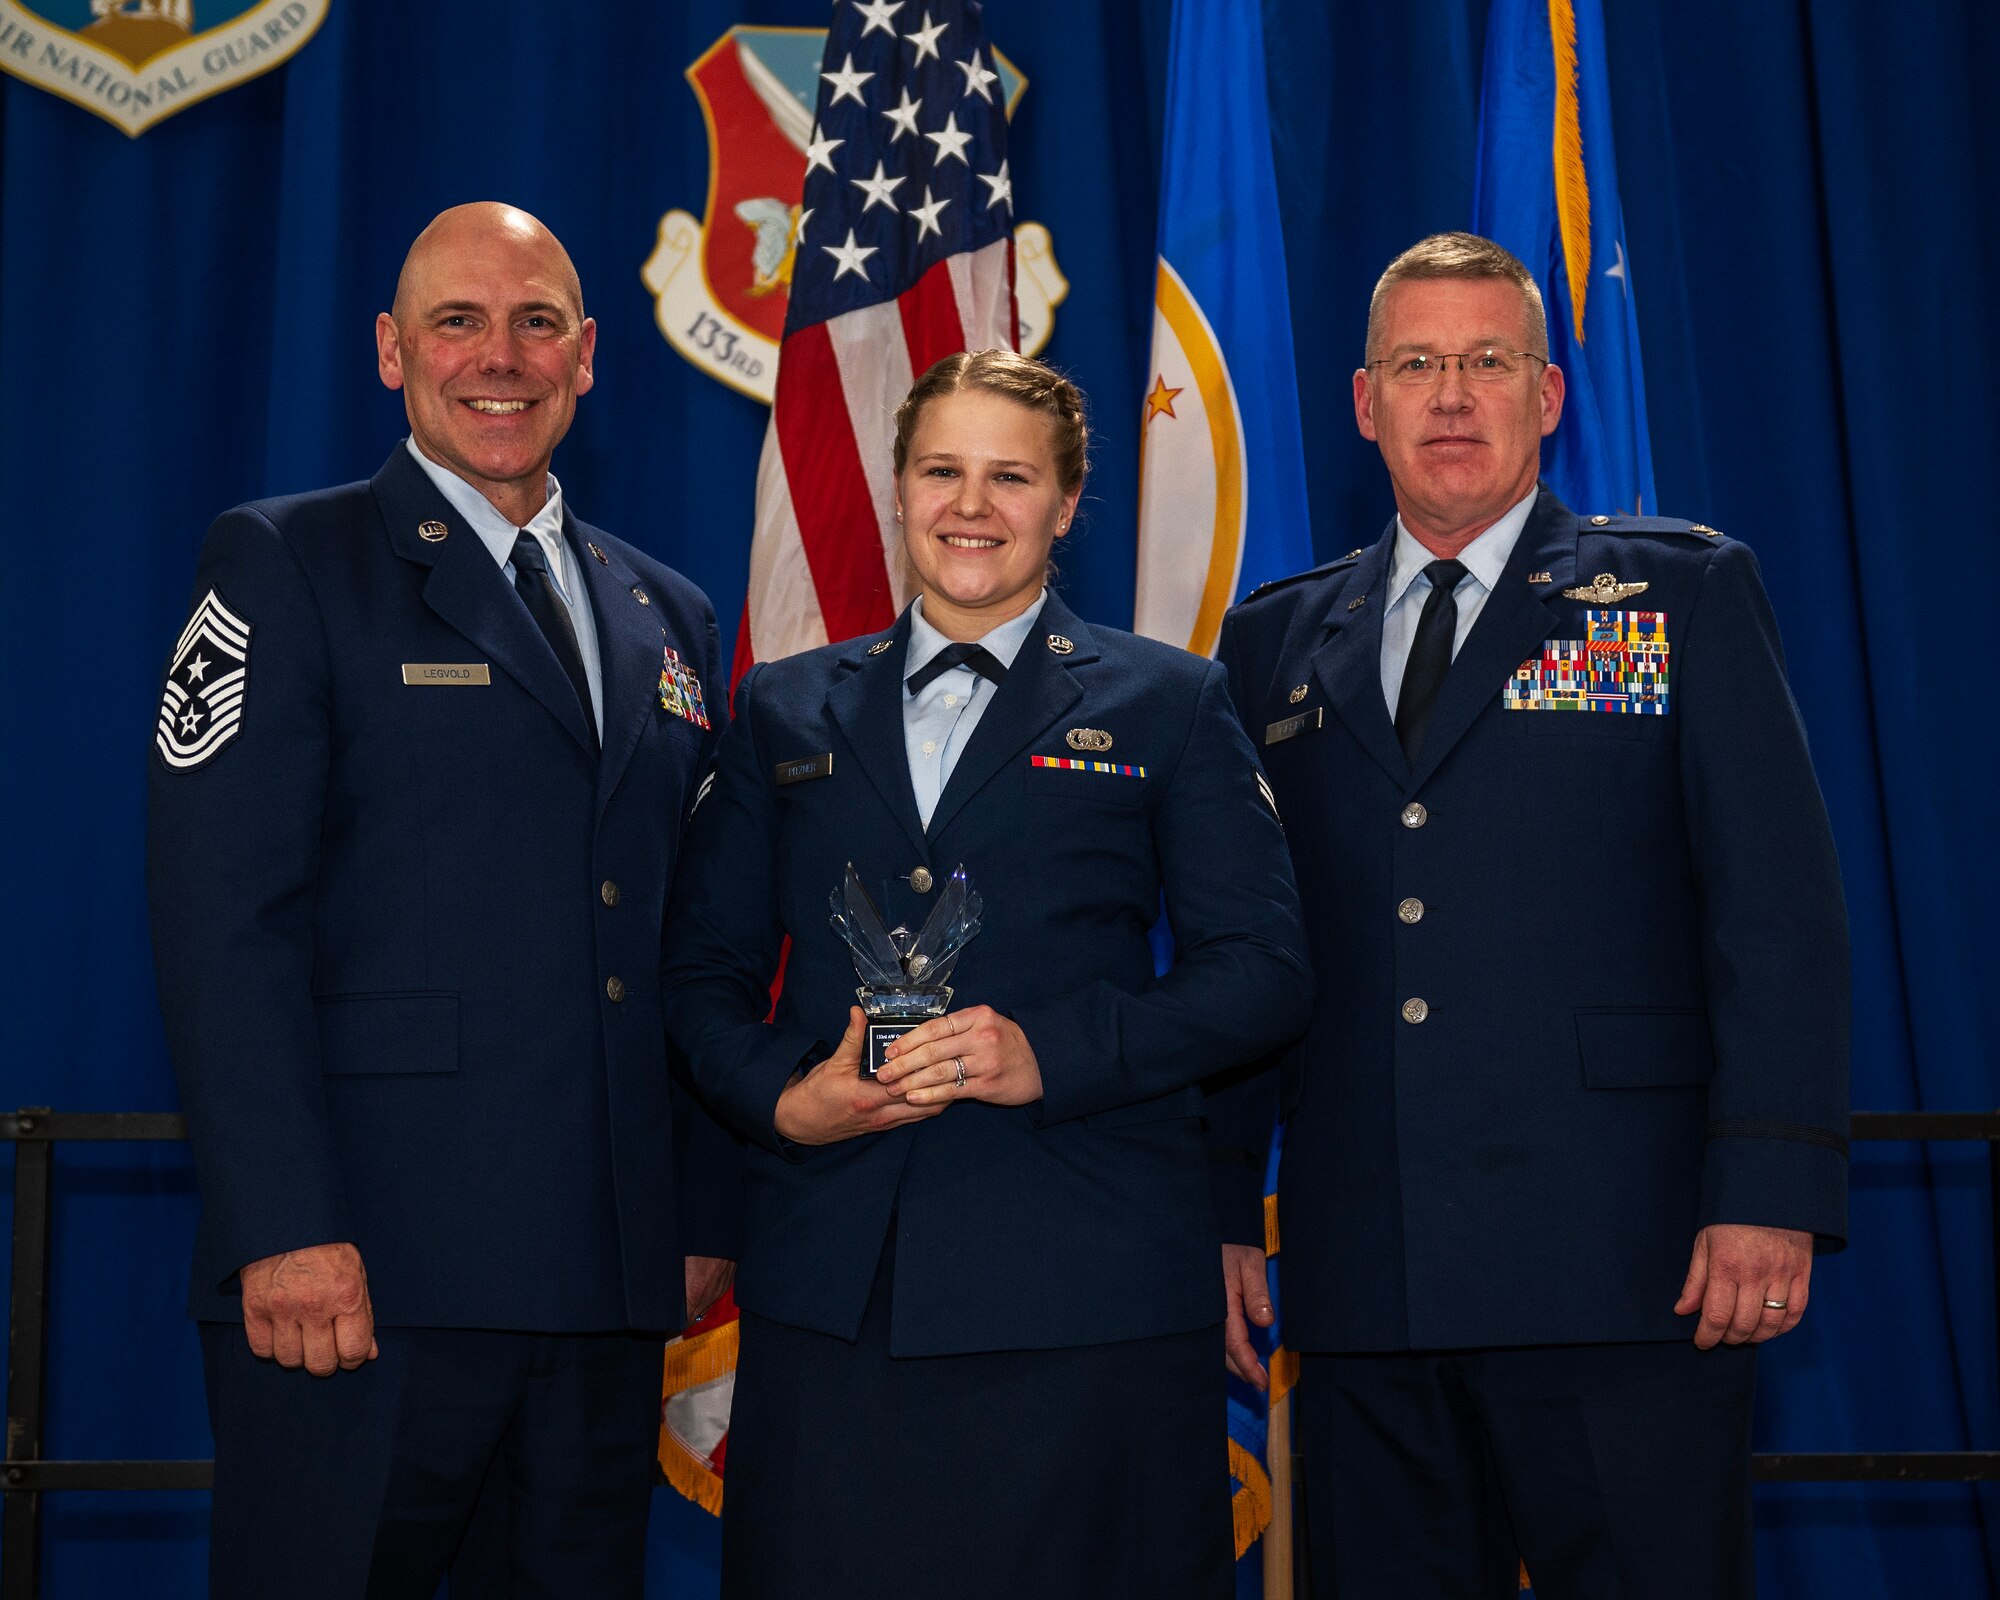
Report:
863,1017,930,1078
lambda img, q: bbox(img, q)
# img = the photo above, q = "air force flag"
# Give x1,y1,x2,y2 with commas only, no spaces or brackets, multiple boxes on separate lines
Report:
1474,0,1657,517
1133,0,1312,657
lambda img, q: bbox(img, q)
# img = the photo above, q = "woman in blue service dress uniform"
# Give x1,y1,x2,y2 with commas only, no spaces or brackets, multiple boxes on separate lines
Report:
661,350,1311,1599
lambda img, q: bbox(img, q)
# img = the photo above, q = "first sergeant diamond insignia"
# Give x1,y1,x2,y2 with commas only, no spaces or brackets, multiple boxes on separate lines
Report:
156,590,252,771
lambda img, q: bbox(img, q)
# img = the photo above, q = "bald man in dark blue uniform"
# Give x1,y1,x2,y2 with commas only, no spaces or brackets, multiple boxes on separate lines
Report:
1214,233,1848,1599
147,204,736,1598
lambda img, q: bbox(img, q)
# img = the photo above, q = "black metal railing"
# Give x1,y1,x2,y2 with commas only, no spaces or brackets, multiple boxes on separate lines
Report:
5,1108,1999,1597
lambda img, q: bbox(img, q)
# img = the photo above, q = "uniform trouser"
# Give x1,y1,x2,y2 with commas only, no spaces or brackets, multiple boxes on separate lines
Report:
1296,1340,1758,1600
200,1321,663,1600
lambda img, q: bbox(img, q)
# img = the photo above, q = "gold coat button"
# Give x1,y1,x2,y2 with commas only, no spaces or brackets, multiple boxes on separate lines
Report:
910,866,934,893
1398,897,1425,924
1401,802,1428,828
1402,997,1429,1024
1591,515,1611,526
601,880,620,907
606,976,626,1003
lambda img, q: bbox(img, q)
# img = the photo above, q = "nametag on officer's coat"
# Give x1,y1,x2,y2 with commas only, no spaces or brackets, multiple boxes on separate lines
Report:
775,753,834,785
402,663,491,685
1265,707,1324,745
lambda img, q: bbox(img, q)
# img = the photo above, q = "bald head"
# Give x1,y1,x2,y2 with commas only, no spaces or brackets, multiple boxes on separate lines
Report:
391,202,584,328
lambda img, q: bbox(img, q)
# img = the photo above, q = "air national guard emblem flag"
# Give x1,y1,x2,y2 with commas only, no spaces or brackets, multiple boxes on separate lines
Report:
0,1,327,137
155,589,251,769
641,22,1068,405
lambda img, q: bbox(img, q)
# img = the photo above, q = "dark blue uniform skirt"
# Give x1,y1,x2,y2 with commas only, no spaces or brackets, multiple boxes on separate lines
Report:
723,1233,1234,1600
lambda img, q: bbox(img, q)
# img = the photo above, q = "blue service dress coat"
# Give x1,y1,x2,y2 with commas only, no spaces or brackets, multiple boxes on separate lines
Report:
147,444,738,1334
659,592,1313,1356
1213,490,1850,1354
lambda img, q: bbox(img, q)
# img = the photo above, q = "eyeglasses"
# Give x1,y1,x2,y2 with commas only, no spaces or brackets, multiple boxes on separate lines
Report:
1364,349,1549,385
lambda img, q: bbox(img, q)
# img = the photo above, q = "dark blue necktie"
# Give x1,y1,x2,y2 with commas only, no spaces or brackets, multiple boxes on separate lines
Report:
905,641,1007,696
1394,558,1468,761
509,531,597,750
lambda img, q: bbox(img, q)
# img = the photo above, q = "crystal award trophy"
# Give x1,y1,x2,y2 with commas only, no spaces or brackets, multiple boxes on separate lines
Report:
829,863,983,1076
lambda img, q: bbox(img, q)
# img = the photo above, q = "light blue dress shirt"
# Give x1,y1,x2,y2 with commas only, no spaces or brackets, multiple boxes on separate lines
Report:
902,591,1047,828
403,437,605,737
1378,486,1539,715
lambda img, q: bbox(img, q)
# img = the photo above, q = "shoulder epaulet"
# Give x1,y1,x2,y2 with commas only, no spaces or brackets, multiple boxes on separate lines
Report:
1579,513,1726,543
1242,547,1368,604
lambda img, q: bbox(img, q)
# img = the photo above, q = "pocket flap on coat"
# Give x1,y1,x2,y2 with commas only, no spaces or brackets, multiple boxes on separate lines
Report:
1576,1007,1714,1089
316,992,460,1076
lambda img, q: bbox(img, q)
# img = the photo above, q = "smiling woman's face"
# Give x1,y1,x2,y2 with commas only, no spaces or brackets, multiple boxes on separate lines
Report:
895,387,1080,639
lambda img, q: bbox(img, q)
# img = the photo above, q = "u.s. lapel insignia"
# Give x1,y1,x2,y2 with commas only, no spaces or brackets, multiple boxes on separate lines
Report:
1066,727,1113,753
418,519,448,543
1047,634,1074,655
1562,572,1650,604
1347,594,1367,612
587,542,609,565
1288,683,1308,704
867,639,894,656
1527,570,1553,585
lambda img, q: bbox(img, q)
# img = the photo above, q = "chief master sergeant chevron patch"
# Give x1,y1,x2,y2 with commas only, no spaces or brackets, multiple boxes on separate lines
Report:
155,590,252,770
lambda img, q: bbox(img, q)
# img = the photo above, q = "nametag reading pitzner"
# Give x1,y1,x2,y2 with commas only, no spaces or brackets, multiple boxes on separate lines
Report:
1265,707,1324,745
402,664,492,685
775,753,834,785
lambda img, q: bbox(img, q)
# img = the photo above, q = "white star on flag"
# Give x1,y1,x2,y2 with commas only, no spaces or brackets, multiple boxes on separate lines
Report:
903,10,946,65
977,158,1012,211
855,0,902,37
882,87,922,142
805,128,844,176
821,53,874,107
909,186,950,241
796,207,814,241
822,228,879,281
956,50,997,102
851,160,906,214
925,110,973,166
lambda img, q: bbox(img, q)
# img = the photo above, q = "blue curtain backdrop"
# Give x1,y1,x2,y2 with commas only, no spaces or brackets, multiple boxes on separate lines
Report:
1,1,1994,1594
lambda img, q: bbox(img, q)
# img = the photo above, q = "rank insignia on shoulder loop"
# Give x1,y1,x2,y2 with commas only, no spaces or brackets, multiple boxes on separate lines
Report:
418,520,448,543
1562,572,1650,604
1066,727,1113,752
587,542,609,565
867,639,894,656
156,590,252,771
1047,634,1074,655
658,644,711,729
1288,683,1309,704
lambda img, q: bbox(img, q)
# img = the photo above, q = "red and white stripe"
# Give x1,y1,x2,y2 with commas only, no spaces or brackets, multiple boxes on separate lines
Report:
735,237,1019,682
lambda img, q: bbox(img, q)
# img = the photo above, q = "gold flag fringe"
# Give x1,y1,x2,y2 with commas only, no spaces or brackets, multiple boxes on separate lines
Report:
1549,0,1592,342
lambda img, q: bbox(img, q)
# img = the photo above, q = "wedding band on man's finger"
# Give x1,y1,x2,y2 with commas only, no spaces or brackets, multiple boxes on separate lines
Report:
953,1056,966,1090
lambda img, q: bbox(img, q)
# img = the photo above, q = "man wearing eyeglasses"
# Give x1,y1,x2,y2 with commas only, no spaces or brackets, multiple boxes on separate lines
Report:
1212,232,1848,1598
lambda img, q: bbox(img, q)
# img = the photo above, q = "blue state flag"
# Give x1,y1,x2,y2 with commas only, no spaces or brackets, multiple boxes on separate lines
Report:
1474,0,1656,517
1134,0,1312,656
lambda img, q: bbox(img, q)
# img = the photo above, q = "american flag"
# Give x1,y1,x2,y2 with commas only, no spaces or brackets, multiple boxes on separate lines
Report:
737,0,1020,679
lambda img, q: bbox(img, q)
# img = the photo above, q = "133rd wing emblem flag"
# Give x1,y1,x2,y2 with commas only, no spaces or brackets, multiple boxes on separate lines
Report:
641,21,1067,406
0,1,327,137
155,589,251,770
